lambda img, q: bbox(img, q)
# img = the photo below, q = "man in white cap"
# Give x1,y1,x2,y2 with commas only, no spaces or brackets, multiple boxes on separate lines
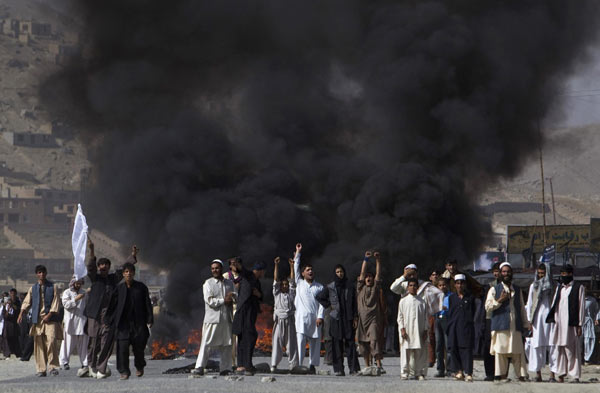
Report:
446,274,475,382
484,262,530,382
59,277,89,375
191,259,235,376
390,264,444,313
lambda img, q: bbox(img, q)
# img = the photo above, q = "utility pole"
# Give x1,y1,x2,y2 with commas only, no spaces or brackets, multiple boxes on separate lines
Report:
549,177,557,225
538,121,547,247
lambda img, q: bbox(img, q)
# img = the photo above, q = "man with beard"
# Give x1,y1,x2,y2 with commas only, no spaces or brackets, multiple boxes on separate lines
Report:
293,243,324,374
356,251,382,373
446,275,475,382
59,277,88,373
84,239,137,379
271,256,298,373
526,262,556,382
192,259,235,376
17,265,63,377
111,262,154,379
317,260,359,376
232,260,265,375
484,262,530,382
546,264,585,383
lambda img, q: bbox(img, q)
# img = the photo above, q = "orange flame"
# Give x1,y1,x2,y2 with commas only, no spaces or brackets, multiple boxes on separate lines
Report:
151,305,276,359
255,304,274,353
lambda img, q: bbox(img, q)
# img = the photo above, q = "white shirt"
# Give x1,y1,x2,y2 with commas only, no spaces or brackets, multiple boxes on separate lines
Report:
202,277,234,325
293,253,324,338
62,288,87,336
397,294,427,349
526,282,553,348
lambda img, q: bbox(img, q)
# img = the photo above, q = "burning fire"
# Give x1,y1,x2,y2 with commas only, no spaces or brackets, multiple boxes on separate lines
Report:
151,304,275,359
255,304,274,353
152,329,202,360
151,339,186,360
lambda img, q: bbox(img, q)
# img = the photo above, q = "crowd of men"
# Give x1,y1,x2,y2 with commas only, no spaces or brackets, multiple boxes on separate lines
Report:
193,244,597,382
0,238,152,379
1,240,598,383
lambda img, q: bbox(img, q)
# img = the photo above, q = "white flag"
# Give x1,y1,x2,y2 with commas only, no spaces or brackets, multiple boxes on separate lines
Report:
72,204,88,280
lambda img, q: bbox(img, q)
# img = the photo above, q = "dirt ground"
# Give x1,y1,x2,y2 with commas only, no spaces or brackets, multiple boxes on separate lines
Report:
3,355,600,393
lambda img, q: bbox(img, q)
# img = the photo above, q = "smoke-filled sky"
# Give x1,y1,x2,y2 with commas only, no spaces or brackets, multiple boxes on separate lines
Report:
41,0,600,335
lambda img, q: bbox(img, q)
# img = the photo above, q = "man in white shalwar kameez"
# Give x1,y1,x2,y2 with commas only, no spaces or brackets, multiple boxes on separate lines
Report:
485,262,530,382
583,290,599,363
545,264,585,383
526,262,556,382
397,278,428,380
293,243,324,373
391,263,443,377
192,259,235,375
271,256,298,372
59,277,89,373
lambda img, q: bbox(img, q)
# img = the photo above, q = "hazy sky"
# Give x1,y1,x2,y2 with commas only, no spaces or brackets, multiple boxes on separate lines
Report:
553,47,600,127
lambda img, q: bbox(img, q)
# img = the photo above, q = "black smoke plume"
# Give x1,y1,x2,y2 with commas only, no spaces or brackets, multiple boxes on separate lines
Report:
41,1,600,338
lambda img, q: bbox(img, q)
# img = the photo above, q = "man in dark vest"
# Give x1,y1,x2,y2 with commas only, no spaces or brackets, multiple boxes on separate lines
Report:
484,262,530,382
84,238,137,379
546,264,585,383
316,262,359,376
109,262,153,380
17,265,63,377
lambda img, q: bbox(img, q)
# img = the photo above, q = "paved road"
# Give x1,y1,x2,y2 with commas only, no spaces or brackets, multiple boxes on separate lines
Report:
3,355,600,393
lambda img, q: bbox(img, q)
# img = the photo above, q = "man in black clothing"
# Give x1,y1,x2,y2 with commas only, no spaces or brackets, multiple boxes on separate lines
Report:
483,262,500,381
110,262,153,380
317,264,359,376
84,238,137,378
18,293,33,361
2,291,22,358
232,260,265,375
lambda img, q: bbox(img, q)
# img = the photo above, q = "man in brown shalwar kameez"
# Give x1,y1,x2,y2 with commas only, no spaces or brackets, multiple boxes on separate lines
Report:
356,251,383,371
18,265,63,377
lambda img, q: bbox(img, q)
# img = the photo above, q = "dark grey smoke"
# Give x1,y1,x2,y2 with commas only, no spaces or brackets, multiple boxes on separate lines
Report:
41,0,600,339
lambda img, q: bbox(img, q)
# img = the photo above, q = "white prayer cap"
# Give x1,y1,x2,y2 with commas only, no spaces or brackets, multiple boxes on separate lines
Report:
211,259,223,266
454,274,466,281
405,264,417,270
499,262,512,270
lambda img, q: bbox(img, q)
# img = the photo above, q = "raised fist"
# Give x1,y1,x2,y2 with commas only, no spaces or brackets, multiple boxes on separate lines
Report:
365,251,372,258
296,243,302,252
374,251,380,259
274,257,281,265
